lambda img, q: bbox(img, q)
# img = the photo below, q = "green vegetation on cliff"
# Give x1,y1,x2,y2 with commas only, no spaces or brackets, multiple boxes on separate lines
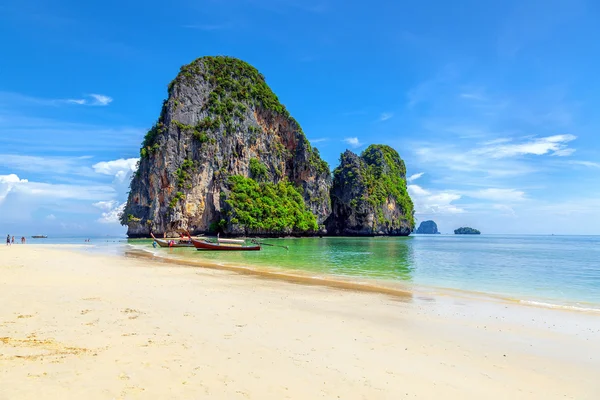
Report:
172,56,289,117
309,147,330,176
140,122,165,158
249,158,268,181
224,175,318,233
332,145,414,229
454,227,481,235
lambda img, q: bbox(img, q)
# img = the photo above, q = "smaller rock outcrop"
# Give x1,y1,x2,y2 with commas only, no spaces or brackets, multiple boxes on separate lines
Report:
325,145,414,236
454,227,481,235
415,220,439,234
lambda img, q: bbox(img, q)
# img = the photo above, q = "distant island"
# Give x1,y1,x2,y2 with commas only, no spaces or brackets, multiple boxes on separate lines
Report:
415,220,439,234
454,227,481,235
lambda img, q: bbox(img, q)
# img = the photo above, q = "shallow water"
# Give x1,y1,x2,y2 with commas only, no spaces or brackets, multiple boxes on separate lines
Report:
127,234,600,309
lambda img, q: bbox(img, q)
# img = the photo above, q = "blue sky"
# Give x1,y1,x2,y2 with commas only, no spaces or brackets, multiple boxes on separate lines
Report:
1,0,599,235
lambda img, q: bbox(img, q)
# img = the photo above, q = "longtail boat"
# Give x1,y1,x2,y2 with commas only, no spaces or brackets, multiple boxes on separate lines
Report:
190,237,261,251
150,233,194,248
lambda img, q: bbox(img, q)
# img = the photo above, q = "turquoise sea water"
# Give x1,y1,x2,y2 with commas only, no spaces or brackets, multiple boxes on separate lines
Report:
30,234,600,309
127,235,600,309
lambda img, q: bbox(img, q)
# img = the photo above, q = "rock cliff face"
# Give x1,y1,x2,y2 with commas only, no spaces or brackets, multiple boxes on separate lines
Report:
122,56,331,237
415,220,439,234
325,145,414,236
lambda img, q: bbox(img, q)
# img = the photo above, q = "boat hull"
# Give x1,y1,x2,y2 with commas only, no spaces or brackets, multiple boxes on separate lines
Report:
151,233,194,248
191,238,261,251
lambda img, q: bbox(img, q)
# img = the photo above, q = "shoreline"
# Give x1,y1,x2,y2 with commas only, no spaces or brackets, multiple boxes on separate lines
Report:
1,245,599,398
123,243,600,315
9,241,600,315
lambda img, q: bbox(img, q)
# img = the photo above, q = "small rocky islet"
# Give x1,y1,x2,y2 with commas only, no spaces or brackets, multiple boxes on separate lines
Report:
415,220,440,234
121,56,415,237
454,227,481,235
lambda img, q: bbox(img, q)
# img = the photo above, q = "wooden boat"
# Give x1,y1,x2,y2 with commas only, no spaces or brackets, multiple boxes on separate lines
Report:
150,233,194,248
31,235,48,239
190,237,261,251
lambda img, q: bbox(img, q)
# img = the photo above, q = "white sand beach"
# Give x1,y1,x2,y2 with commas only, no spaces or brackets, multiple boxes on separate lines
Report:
1,245,599,399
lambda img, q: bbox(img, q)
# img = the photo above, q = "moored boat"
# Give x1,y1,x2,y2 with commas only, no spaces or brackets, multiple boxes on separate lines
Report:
31,235,48,239
150,233,194,248
190,237,261,251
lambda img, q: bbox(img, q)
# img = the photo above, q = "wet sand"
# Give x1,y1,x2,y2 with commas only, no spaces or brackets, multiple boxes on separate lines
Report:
1,245,599,399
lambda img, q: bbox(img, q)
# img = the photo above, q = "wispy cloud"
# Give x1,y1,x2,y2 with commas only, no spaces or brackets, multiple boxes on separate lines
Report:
0,91,113,107
379,112,393,121
343,137,362,148
459,92,486,101
568,160,600,168
88,94,113,106
408,184,464,214
467,188,526,202
414,145,537,180
472,134,576,158
309,138,328,143
407,172,424,182
0,173,115,203
0,154,95,176
414,134,577,180
481,138,513,146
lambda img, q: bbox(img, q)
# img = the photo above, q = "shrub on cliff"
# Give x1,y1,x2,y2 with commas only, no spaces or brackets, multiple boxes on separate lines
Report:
224,175,318,233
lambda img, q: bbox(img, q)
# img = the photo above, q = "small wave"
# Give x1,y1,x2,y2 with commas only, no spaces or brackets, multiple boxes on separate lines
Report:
519,300,600,313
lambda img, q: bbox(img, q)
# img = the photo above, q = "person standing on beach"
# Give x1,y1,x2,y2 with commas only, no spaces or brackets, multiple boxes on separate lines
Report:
6,234,11,246
11,236,15,244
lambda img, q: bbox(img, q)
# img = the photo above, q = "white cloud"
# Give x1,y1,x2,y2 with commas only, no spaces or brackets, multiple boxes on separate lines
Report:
408,184,464,214
0,91,113,107
94,201,125,224
92,158,139,182
467,188,526,202
46,214,57,220
66,99,86,105
407,172,424,182
413,134,577,185
473,134,576,158
379,112,393,121
89,94,113,106
93,200,120,211
309,138,328,143
0,174,28,203
343,137,362,148
481,137,513,146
